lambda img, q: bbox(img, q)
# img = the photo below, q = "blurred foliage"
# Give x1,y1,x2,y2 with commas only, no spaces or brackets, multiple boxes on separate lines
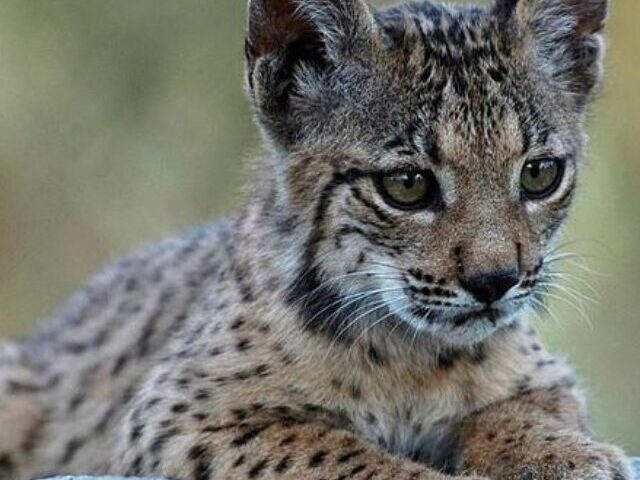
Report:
0,0,638,452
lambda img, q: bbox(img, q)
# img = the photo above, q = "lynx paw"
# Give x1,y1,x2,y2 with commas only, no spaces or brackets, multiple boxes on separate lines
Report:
511,436,632,480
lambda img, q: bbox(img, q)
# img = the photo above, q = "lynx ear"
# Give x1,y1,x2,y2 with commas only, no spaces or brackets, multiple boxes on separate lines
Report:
495,0,609,107
245,0,376,146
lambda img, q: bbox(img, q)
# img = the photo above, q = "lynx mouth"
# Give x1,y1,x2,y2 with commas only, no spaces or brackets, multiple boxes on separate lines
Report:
398,294,523,344
450,307,501,326
408,303,506,326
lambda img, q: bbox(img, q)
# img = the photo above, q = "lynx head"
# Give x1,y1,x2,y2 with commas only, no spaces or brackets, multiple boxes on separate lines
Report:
245,0,608,347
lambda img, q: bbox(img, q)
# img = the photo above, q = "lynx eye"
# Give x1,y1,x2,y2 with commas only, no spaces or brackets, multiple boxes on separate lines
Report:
375,170,438,210
521,158,564,199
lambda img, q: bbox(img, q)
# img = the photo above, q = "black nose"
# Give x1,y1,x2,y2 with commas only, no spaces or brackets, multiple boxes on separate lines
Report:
461,270,520,304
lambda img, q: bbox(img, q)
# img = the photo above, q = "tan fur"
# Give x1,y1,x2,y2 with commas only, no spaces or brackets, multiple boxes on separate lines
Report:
0,1,631,479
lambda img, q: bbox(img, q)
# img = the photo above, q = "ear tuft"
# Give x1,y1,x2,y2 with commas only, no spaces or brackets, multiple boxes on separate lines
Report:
495,0,609,107
245,0,375,148
565,0,608,36
246,0,315,76
495,0,608,35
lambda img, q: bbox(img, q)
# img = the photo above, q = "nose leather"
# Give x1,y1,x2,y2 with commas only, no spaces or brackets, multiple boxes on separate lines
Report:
461,270,519,304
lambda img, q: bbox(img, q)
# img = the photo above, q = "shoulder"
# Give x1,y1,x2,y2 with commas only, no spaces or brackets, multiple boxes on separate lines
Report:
24,219,235,347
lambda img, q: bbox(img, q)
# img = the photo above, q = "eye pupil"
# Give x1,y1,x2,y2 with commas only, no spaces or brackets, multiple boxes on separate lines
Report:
529,164,541,178
404,174,416,188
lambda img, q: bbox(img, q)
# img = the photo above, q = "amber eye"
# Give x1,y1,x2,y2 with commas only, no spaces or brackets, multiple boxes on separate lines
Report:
375,170,439,210
521,158,564,199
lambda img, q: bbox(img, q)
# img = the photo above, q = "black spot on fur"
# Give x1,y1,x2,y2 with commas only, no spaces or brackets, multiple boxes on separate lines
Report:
248,458,269,478
194,389,211,401
230,317,246,330
209,347,224,357
68,391,87,413
193,461,212,480
280,434,296,446
128,454,144,475
236,338,252,352
367,345,386,367
189,444,208,461
437,350,462,369
309,450,328,467
231,424,271,447
59,437,84,465
149,427,181,454
337,449,365,463
0,453,15,475
350,464,367,475
130,424,143,443
349,385,362,399
274,455,293,473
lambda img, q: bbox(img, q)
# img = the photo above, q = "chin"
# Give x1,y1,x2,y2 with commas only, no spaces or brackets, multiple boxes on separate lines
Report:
394,303,522,347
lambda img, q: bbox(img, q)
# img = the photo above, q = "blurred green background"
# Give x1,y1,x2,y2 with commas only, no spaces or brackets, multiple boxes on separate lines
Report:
0,0,638,453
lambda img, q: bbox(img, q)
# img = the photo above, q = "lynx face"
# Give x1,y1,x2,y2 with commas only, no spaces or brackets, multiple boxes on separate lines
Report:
246,0,607,346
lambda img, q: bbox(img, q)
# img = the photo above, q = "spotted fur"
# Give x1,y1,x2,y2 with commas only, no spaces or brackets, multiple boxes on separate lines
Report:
0,0,632,479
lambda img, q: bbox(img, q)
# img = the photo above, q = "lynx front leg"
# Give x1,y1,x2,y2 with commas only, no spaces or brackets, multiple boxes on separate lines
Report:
458,386,632,480
118,402,488,480
0,342,48,479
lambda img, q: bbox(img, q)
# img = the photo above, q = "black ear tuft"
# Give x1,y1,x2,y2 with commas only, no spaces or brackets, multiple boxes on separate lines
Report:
565,0,608,36
495,0,608,35
245,0,375,148
246,0,318,81
246,0,323,114
495,0,609,107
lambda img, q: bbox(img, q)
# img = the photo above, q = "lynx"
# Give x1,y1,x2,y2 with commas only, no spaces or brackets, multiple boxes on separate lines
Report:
0,0,632,479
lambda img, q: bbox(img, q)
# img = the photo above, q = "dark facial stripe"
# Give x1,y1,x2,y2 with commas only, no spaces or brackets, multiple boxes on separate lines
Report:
286,169,369,339
350,187,392,226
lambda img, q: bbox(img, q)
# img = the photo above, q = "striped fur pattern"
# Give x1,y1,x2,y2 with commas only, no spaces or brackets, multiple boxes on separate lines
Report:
0,0,631,479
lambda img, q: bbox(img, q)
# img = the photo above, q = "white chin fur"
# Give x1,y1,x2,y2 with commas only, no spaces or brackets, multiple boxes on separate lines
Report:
384,293,520,347
398,302,515,347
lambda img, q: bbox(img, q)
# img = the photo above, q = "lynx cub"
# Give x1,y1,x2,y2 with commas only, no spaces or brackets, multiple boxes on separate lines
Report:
0,0,631,479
